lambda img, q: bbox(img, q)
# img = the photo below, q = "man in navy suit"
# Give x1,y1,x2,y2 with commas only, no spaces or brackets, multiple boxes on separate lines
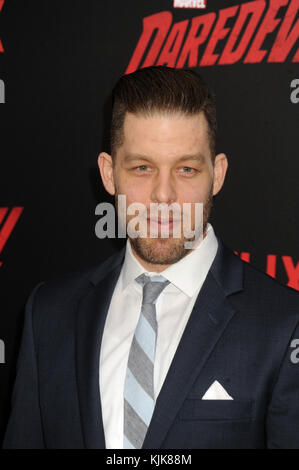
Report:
3,66,299,449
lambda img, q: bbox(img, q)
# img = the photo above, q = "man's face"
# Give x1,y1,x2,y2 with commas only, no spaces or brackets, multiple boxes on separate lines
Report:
98,111,227,270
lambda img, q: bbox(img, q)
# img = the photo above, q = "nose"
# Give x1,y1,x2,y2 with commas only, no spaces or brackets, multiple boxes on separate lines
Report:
150,170,177,204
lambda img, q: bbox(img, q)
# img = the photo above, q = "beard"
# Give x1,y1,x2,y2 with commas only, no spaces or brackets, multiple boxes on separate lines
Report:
115,184,214,267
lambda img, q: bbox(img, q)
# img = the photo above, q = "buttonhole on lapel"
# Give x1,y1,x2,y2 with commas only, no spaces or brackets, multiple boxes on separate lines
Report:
207,311,219,325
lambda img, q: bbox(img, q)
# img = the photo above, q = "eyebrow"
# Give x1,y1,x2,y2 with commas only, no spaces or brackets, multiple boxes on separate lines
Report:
123,153,206,164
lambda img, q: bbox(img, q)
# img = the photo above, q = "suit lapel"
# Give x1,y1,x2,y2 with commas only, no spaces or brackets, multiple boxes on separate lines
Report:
75,248,125,448
142,237,244,449
75,236,244,449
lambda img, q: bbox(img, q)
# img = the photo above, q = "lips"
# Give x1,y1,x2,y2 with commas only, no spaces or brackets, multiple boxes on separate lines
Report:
147,218,181,229
147,218,177,223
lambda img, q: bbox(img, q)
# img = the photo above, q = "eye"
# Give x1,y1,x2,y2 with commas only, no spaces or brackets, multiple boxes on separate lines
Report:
133,165,150,173
136,165,148,171
180,167,197,175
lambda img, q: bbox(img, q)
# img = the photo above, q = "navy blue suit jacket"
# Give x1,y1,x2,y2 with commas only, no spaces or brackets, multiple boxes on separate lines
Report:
3,236,299,448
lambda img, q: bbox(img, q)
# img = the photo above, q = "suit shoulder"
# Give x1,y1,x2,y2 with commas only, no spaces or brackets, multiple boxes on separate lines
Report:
29,247,125,313
233,255,299,330
241,257,299,301
216,237,299,309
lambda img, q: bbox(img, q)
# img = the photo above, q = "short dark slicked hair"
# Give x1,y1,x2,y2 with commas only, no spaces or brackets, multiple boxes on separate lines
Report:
110,66,217,162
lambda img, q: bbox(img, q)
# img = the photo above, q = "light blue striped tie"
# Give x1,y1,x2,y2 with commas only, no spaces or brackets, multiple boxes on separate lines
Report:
123,273,170,449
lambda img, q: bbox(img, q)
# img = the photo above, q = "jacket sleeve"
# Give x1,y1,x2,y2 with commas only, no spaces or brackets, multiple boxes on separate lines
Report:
2,282,46,449
266,319,299,449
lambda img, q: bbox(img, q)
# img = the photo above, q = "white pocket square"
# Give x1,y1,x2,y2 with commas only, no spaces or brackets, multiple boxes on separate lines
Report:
201,380,233,400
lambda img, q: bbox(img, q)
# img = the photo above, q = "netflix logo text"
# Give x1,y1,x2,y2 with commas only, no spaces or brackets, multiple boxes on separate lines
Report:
0,207,24,267
234,251,299,291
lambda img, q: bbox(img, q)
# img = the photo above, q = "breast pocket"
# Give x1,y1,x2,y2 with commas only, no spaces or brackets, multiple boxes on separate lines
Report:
179,399,253,422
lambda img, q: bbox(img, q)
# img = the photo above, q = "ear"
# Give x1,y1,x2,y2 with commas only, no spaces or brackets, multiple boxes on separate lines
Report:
97,152,115,196
212,153,228,196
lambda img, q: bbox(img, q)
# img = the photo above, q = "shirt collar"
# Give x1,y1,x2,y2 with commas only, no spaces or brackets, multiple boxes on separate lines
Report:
121,223,218,297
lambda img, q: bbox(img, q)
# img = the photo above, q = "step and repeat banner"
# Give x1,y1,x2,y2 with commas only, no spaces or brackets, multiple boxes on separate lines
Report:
0,0,298,443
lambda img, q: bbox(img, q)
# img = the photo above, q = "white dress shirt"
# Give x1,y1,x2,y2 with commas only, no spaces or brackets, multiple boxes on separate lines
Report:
99,222,218,449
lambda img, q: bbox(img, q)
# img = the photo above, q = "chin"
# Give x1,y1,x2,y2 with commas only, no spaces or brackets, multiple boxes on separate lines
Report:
130,236,189,266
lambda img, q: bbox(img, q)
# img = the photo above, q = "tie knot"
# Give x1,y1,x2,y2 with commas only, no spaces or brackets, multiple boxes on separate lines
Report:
136,273,170,305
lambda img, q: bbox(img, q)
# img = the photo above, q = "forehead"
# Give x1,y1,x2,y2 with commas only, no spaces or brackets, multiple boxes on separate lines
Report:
120,111,211,159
